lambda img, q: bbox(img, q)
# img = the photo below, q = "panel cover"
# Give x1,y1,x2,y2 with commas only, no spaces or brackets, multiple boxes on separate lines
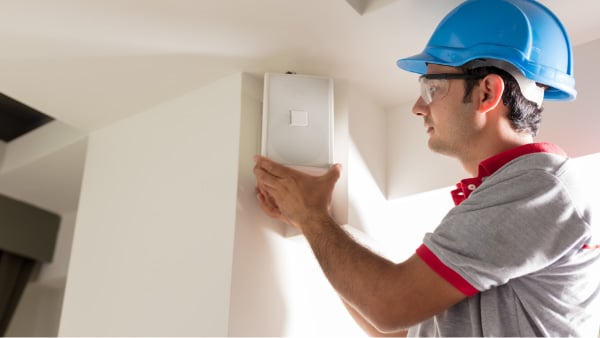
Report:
261,73,333,168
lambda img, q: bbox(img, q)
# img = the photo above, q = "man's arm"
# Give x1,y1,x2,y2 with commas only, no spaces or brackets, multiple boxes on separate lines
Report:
342,298,408,337
253,156,467,333
301,213,465,332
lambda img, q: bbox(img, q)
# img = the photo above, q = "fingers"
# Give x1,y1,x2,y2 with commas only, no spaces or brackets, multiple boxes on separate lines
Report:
253,156,300,194
253,157,344,228
255,155,342,180
253,156,280,191
254,156,342,194
256,187,282,219
256,186,292,224
254,155,295,178
253,164,282,191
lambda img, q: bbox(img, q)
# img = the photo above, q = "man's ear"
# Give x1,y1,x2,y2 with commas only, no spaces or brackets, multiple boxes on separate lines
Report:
476,74,504,113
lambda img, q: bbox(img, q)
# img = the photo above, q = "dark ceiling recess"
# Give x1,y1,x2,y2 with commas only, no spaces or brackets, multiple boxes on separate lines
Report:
0,93,54,142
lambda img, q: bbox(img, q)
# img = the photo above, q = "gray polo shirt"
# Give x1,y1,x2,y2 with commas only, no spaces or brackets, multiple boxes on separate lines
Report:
409,146,600,336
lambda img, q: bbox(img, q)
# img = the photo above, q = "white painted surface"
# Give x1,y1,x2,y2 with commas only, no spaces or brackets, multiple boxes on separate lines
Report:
347,89,389,234
0,121,85,174
59,74,243,336
538,39,600,157
0,139,87,214
386,101,465,199
262,73,334,168
227,73,288,335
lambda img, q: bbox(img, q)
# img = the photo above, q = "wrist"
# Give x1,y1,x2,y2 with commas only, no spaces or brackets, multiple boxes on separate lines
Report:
295,211,337,235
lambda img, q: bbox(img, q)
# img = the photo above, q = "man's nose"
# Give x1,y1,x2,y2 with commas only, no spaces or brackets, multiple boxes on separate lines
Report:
412,96,429,117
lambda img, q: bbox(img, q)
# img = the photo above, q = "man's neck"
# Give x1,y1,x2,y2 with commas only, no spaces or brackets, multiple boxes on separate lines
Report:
459,135,534,177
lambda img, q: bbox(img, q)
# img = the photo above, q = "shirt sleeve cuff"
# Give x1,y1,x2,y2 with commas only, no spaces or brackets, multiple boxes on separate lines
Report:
416,244,479,297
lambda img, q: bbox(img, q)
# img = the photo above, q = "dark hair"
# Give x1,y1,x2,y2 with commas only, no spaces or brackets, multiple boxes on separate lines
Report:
460,65,543,136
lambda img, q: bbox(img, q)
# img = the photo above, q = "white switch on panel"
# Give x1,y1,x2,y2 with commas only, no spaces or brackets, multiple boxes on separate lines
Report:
290,110,309,127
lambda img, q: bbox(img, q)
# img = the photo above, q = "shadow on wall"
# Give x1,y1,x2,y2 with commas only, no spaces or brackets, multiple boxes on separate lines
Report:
346,138,389,235
228,153,288,336
226,73,289,336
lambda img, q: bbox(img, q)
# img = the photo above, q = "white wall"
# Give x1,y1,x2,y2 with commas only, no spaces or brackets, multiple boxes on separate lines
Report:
227,73,290,336
386,101,465,199
347,84,389,234
538,39,600,157
59,74,244,336
0,121,85,175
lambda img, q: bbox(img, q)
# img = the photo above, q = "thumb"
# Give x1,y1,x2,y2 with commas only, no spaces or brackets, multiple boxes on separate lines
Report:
325,163,342,183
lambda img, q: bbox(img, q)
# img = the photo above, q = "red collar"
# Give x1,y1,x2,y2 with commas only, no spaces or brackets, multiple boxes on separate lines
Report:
451,142,567,206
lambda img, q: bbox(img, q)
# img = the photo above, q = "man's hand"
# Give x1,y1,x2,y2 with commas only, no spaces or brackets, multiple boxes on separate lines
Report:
253,155,342,231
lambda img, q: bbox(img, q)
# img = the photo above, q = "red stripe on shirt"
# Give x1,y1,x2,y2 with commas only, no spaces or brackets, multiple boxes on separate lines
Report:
416,244,479,297
583,244,600,249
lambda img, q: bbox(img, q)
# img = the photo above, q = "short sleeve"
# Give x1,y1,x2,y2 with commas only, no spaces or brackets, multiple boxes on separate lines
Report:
421,166,591,293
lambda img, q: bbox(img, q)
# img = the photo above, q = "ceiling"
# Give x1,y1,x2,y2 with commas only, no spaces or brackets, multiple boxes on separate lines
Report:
1,0,600,133
1,0,600,214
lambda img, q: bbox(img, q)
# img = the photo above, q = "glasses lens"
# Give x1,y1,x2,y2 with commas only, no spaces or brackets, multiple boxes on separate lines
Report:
419,77,449,104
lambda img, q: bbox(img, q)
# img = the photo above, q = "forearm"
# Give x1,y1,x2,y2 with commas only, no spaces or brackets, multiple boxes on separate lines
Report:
342,298,408,337
298,214,404,330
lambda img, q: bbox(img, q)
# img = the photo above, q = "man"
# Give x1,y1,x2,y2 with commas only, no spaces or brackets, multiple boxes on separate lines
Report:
254,0,600,336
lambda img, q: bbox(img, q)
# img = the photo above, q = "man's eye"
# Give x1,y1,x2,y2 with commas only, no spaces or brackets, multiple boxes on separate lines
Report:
428,85,440,96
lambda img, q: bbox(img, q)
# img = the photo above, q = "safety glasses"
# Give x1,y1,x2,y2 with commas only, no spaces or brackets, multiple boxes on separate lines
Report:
419,73,483,104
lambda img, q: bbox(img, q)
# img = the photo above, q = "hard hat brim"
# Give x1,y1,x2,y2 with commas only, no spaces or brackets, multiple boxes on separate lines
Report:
397,51,577,101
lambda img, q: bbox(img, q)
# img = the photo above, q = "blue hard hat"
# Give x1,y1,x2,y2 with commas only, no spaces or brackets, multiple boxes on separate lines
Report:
397,0,576,101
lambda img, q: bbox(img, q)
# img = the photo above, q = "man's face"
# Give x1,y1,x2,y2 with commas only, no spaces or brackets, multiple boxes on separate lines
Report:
412,64,480,158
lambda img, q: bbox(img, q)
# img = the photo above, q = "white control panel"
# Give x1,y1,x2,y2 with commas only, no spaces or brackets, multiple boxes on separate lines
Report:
261,73,334,169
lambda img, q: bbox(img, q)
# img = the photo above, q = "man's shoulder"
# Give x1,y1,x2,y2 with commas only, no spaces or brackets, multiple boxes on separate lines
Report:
498,151,570,176
481,151,577,193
